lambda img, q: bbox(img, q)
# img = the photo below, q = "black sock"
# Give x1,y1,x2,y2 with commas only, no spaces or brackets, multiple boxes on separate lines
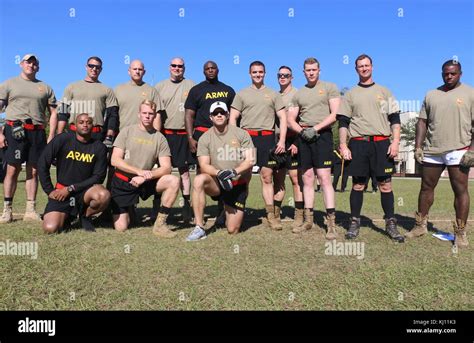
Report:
295,201,304,209
274,200,282,208
183,194,191,207
326,208,335,215
4,197,13,203
381,191,394,219
80,215,96,232
159,206,171,215
350,190,364,218
153,195,161,209
217,199,224,212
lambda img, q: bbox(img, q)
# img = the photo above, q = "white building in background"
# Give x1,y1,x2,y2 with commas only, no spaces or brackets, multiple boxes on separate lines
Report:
396,111,418,175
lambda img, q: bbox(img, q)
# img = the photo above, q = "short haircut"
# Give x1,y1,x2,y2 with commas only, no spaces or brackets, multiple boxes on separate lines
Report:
76,113,92,123
139,99,157,112
249,60,265,72
87,56,103,65
355,54,372,67
203,60,218,69
279,65,292,73
442,59,462,72
171,57,185,65
303,57,320,68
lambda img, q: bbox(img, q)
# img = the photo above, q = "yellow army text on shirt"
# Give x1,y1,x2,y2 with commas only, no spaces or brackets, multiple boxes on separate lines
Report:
338,83,400,138
419,83,474,154
0,76,56,125
155,79,195,130
62,80,118,126
114,81,162,130
231,86,285,130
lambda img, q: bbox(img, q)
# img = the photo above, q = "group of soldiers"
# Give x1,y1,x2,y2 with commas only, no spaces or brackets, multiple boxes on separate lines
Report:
0,53,472,246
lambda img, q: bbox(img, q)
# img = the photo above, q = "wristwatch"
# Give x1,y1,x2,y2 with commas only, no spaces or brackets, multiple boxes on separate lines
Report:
67,185,75,193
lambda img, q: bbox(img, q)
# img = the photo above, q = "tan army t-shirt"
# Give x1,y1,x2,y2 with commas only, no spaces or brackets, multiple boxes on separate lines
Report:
113,124,171,171
419,83,474,154
62,80,118,126
277,87,298,135
197,125,255,180
0,76,56,124
339,83,399,137
115,81,162,130
155,79,195,130
292,80,340,126
231,86,285,130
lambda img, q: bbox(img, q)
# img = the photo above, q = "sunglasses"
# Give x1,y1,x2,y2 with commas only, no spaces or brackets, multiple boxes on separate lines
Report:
170,64,184,68
277,73,291,79
88,64,102,70
211,110,227,116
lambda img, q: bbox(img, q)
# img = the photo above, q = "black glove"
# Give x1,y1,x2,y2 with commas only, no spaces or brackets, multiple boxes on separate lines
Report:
12,121,25,141
217,169,237,191
269,147,287,165
299,127,319,143
103,135,114,149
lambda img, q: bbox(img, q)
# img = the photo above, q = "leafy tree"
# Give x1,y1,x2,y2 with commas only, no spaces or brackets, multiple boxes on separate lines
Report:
401,117,417,148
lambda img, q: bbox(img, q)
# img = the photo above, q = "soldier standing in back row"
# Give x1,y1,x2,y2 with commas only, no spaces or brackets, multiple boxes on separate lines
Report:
230,61,288,231
0,54,58,223
156,57,195,222
288,57,341,239
338,54,404,243
407,59,474,248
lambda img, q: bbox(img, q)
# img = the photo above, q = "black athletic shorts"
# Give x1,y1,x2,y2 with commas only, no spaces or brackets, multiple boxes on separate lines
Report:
110,175,158,214
247,131,283,169
3,124,46,164
285,134,299,170
188,127,210,166
298,129,333,169
43,189,87,217
211,181,248,211
163,129,190,168
348,138,395,177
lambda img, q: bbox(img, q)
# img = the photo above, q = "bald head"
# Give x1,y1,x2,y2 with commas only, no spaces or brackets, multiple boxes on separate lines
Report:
128,60,145,84
169,57,185,81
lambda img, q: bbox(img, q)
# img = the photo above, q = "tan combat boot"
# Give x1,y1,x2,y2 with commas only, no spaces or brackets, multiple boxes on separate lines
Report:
405,212,428,238
274,203,283,227
266,205,282,231
292,207,304,231
453,219,468,248
292,208,313,233
0,203,13,224
152,212,177,238
23,200,41,221
325,212,338,240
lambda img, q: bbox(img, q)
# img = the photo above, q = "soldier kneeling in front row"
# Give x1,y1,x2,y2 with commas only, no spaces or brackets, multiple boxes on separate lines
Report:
186,101,255,241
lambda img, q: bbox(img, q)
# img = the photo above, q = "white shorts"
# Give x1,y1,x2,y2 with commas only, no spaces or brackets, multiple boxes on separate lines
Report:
423,149,467,166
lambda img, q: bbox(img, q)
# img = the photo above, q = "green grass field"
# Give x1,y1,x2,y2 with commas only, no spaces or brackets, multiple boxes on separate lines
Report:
0,172,473,310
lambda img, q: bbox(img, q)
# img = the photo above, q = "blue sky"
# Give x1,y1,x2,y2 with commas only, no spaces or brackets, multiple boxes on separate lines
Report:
0,0,473,112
